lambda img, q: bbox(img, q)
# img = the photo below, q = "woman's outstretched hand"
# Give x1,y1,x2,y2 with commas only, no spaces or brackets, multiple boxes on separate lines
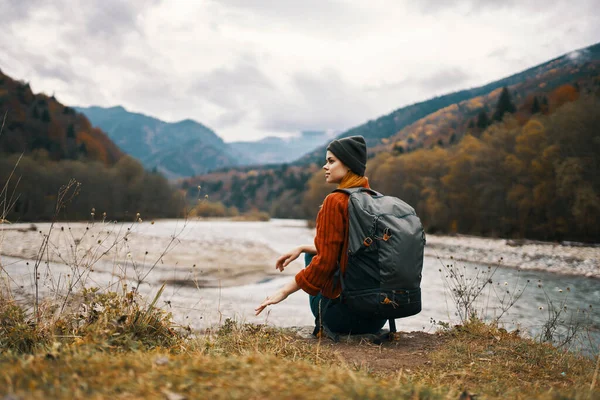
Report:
254,290,288,315
254,279,301,316
275,247,303,272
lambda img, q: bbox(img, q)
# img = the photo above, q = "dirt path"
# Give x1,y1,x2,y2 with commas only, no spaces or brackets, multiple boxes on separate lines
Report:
289,327,446,374
331,331,446,373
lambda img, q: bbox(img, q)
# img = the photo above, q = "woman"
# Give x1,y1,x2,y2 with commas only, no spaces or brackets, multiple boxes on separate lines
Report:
255,135,387,335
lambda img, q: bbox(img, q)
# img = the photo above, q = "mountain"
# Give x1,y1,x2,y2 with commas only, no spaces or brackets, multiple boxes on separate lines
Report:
228,130,333,165
0,69,180,221
295,42,600,165
0,70,122,164
75,106,252,178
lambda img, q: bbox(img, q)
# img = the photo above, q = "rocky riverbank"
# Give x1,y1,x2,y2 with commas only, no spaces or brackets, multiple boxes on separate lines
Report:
426,234,600,279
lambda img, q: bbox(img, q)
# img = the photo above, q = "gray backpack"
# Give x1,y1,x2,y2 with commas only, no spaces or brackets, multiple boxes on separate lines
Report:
316,187,425,341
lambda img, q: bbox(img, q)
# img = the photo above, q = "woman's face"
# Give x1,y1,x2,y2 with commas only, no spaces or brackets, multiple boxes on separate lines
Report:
323,151,348,184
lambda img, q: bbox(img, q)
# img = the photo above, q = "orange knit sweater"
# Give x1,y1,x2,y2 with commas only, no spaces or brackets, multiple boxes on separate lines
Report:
295,181,370,298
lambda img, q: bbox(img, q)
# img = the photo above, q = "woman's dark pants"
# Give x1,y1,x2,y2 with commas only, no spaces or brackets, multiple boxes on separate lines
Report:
305,253,386,335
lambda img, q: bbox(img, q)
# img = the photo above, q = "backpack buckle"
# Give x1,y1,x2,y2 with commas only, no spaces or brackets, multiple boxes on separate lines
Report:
363,237,373,247
383,227,392,241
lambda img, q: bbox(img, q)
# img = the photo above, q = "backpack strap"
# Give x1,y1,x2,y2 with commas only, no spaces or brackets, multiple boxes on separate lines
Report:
333,187,382,197
389,319,397,335
369,319,398,345
334,187,382,258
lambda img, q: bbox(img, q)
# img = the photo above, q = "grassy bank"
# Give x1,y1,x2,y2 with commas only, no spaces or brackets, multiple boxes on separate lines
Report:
0,317,597,399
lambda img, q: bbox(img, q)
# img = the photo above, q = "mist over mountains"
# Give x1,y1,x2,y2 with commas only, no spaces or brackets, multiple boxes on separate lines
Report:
75,106,333,179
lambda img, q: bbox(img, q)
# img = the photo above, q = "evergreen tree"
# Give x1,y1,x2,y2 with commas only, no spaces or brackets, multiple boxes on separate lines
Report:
476,110,490,130
41,109,51,122
66,124,77,159
541,96,549,113
32,105,40,119
67,124,76,139
493,87,516,121
531,96,541,114
78,142,88,157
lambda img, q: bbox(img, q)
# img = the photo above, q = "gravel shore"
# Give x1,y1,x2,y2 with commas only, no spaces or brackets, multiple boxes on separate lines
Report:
426,234,600,279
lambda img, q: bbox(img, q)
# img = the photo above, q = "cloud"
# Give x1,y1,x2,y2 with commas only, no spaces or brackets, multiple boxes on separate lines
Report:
188,58,275,109
0,1,598,142
259,70,376,132
212,0,367,37
77,0,149,38
0,0,44,22
487,47,509,59
413,0,552,14
363,67,475,105
416,68,473,91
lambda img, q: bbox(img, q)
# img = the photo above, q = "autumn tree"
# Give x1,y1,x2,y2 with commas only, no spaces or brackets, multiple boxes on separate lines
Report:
365,94,600,242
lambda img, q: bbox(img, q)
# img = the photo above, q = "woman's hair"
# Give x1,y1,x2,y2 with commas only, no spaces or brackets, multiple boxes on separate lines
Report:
338,171,368,189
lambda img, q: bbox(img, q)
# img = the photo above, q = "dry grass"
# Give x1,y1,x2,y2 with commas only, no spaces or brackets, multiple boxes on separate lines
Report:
0,285,184,354
0,317,598,399
0,320,436,399
0,349,437,400
414,319,598,399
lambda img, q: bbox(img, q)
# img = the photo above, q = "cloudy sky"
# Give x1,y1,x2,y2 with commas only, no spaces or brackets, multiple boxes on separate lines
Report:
1,0,599,142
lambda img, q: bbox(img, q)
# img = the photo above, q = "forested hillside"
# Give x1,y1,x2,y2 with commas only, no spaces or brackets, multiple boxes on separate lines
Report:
296,42,600,165
0,71,121,164
0,70,181,221
366,95,600,242
182,163,318,219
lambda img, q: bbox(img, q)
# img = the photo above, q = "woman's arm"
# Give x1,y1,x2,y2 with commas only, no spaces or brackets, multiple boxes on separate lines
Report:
255,193,345,314
294,194,347,296
256,245,314,315
275,244,316,272
255,278,300,315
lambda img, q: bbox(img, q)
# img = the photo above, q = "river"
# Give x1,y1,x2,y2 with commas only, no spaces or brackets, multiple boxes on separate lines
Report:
1,218,598,354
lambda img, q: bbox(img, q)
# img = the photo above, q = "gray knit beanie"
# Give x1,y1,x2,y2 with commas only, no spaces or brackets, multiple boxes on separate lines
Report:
327,135,367,176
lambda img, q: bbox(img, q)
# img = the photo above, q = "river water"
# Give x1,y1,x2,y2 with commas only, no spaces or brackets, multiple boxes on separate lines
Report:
2,218,598,354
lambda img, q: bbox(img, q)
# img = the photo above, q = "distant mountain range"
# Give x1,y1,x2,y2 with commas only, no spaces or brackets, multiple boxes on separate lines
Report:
75,106,332,179
73,106,244,179
228,131,334,165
